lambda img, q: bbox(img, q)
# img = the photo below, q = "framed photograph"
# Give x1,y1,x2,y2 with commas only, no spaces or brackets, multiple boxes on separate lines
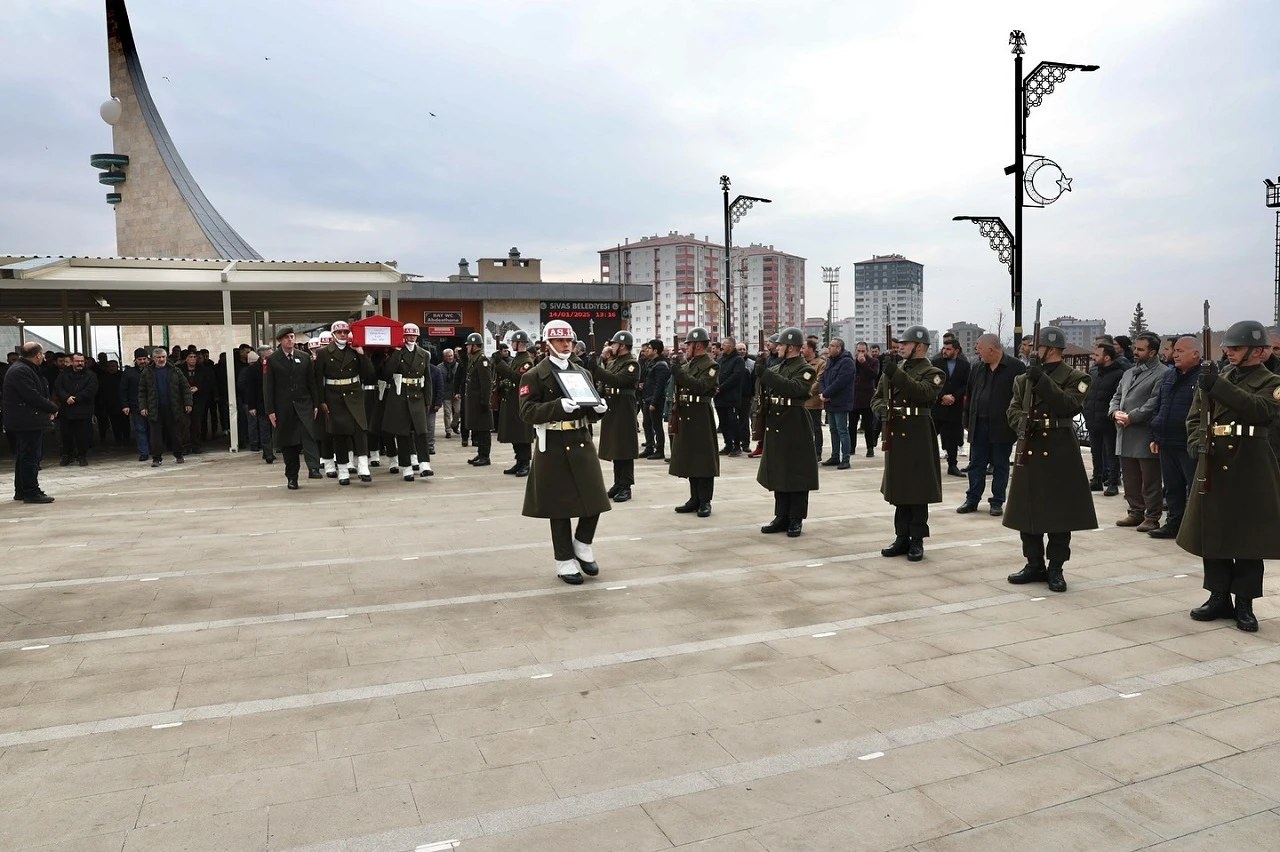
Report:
552,368,604,407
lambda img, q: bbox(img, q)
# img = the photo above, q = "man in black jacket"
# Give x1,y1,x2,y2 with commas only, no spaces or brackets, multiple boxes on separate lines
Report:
1147,336,1201,538
932,338,972,477
714,339,746,456
1084,342,1126,496
2,343,59,503
53,353,99,466
957,334,1025,516
643,340,671,460
120,348,151,461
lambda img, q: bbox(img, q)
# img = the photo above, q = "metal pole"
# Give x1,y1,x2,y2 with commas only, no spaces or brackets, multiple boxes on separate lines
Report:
222,289,238,454
1274,209,1279,328
60,290,70,351
723,182,732,340
1013,45,1024,340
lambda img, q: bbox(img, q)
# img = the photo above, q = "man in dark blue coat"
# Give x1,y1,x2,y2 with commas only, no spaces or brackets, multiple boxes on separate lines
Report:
819,339,855,468
2,343,59,503
119,348,151,461
1147,335,1201,539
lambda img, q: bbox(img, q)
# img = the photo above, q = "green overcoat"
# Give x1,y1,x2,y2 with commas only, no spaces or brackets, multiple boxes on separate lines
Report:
1002,360,1098,534
494,351,535,444
379,345,432,436
519,359,611,520
1177,364,1280,558
871,357,944,505
313,344,375,435
593,353,641,461
668,352,720,479
756,356,821,493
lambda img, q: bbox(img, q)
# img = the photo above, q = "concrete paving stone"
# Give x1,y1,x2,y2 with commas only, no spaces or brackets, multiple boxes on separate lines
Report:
750,788,970,851
947,663,1096,708
784,665,930,710
896,648,1029,686
174,672,309,709
920,753,1120,827
809,638,947,674
911,797,1160,852
537,731,736,798
1204,742,1280,801
857,737,1000,792
1178,697,1280,751
955,715,1095,764
1066,722,1239,784
17,834,129,852
350,738,487,788
265,784,421,850
461,804,673,852
31,747,187,803
656,644,789,678
670,832,769,852
183,731,318,779
182,647,352,683
0,788,146,850
227,697,399,743
690,685,814,729
137,758,356,825
1,685,180,731
453,644,544,673
584,658,678,689
708,706,876,762
640,670,755,706
1047,683,1231,740
433,699,559,741
1056,644,1201,683
122,807,269,852
19,664,187,706
539,683,660,721
474,719,604,767
1142,810,1280,851
845,684,983,732
1000,627,1138,666
863,610,990,640
924,621,1051,654
587,702,711,747
411,762,558,824
1093,766,1277,840
315,714,442,758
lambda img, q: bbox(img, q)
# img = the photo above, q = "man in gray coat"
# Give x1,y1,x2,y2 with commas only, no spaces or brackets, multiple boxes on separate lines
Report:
1109,331,1169,531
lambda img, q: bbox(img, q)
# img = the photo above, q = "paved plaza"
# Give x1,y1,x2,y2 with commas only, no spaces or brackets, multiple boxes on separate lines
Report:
1,437,1279,851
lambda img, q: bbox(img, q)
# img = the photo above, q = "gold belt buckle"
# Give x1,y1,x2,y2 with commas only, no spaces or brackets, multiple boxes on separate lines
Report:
1212,425,1231,436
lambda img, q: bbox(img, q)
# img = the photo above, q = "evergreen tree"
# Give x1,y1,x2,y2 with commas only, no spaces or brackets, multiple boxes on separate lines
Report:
1129,302,1149,337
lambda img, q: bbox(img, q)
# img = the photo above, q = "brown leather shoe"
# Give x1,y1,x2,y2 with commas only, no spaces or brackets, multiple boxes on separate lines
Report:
1135,519,1159,533
1115,515,1143,527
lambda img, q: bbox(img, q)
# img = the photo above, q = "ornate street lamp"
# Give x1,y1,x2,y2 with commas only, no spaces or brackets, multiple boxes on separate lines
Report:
1266,176,1280,327
721,175,771,340
954,30,1097,339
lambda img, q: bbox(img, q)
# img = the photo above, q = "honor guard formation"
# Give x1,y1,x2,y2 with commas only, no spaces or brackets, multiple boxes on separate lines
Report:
8,315,1279,630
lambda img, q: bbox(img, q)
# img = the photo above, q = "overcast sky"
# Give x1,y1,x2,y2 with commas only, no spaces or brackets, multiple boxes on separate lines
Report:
4,0,1279,338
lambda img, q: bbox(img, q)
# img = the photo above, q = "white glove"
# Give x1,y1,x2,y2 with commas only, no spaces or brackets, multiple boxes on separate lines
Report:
592,402,608,415
560,397,579,414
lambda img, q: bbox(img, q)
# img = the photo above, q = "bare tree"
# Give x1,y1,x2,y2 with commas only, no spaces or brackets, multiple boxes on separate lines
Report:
992,308,1012,351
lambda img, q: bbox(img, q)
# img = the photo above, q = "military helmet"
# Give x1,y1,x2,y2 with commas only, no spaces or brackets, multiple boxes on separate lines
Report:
900,325,930,346
543,320,575,340
510,330,531,345
777,327,804,347
1038,326,1067,349
611,330,635,349
465,332,483,346
330,320,351,333
685,327,711,344
317,331,333,345
1222,320,1269,347
768,333,780,344
402,323,420,337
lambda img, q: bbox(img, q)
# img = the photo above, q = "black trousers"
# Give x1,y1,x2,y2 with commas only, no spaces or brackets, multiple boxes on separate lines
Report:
472,427,491,458
868,413,882,449
687,477,715,504
281,445,302,480
513,442,531,465
150,409,183,460
1161,446,1196,530
893,504,930,539
321,433,334,459
58,418,93,460
851,408,874,452
936,417,964,464
332,431,369,464
1021,531,1072,566
1088,423,1119,486
301,430,320,473
735,397,752,448
396,432,429,466
1203,558,1264,600
641,404,656,452
648,406,665,456
716,404,741,450
550,514,600,560
774,491,810,521
11,429,44,498
808,409,823,457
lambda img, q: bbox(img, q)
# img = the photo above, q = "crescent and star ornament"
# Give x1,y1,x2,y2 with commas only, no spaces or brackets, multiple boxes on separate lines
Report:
1024,156,1073,206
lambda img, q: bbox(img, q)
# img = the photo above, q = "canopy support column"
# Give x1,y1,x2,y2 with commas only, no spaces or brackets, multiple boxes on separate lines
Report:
223,289,238,454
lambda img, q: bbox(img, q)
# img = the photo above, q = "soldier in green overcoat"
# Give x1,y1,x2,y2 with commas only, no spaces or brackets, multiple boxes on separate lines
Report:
1179,319,1280,632
594,330,642,503
519,320,611,585
668,327,720,517
379,322,434,481
755,327,820,536
463,332,493,467
872,325,944,561
313,320,376,484
1004,326,1098,592
494,330,535,476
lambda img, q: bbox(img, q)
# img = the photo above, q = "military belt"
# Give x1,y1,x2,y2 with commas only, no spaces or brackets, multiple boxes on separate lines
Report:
401,378,425,386
602,387,635,397
677,394,713,404
1036,418,1075,429
361,385,376,391
1212,424,1267,437
545,420,586,431
892,407,928,416
325,377,359,386
767,396,800,406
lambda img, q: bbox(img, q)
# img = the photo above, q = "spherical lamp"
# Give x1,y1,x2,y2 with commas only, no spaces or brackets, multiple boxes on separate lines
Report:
99,98,122,126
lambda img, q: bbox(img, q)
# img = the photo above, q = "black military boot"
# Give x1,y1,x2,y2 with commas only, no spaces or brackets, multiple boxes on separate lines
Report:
1007,563,1047,584
674,499,698,514
504,462,522,475
881,536,910,557
760,517,787,534
787,520,803,538
1235,597,1259,632
607,483,620,498
696,502,712,518
613,488,631,503
1046,562,1067,593
907,538,924,562
1190,591,1235,622
514,464,530,477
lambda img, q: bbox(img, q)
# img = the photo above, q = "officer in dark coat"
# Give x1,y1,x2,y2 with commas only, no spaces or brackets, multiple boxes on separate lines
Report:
463,332,493,467
872,325,944,561
520,320,611,585
262,328,319,490
755,327,821,536
669,327,720,517
313,320,376,484
931,337,971,477
1004,326,1098,592
1179,319,1280,632
379,323,434,481
594,330,642,502
494,330,535,477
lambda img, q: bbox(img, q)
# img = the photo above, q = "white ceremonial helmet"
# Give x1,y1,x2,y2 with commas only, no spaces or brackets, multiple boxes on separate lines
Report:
318,331,334,345
307,337,321,351
403,323,420,337
543,320,575,340
330,320,351,333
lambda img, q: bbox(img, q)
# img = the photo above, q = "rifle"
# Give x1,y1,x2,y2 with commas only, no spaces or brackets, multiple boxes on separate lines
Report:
668,332,680,437
1197,300,1213,495
1014,299,1043,468
881,305,893,451
587,318,596,369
